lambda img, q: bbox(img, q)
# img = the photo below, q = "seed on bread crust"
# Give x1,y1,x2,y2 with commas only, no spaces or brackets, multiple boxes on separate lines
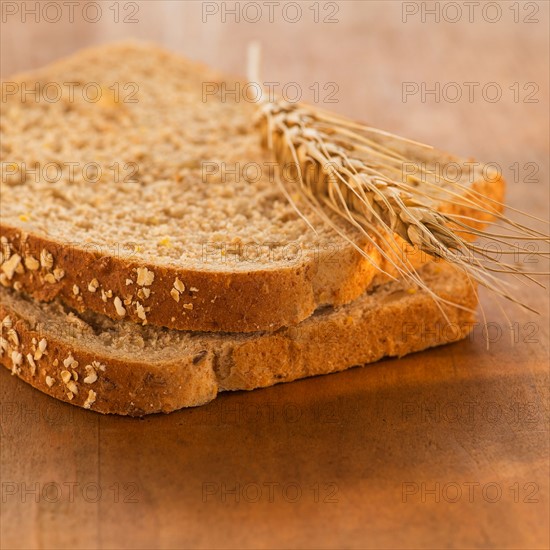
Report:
33,338,48,362
93,361,106,372
135,303,147,322
137,288,150,300
170,288,180,302
24,256,40,270
40,249,54,270
44,273,56,284
83,365,98,384
0,337,8,355
11,351,22,375
1,254,21,280
136,267,154,286
26,353,37,375
83,390,97,409
8,328,19,346
114,296,126,317
88,278,99,292
63,353,77,368
174,278,185,293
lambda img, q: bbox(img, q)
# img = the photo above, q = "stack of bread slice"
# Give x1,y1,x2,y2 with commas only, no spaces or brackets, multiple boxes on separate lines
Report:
0,43,503,415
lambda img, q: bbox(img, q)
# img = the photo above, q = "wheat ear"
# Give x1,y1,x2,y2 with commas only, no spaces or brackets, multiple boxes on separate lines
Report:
247,44,549,315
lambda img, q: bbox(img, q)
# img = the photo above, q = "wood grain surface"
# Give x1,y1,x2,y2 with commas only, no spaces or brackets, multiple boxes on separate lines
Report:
1,1,548,548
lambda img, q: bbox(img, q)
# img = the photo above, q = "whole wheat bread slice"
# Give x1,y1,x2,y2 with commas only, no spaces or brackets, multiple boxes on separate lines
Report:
0,42,501,332
0,263,477,416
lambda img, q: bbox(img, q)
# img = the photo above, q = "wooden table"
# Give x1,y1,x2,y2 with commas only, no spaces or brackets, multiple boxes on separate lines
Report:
1,1,548,548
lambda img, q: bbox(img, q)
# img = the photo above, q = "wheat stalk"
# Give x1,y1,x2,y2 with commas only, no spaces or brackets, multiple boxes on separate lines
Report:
247,45,549,316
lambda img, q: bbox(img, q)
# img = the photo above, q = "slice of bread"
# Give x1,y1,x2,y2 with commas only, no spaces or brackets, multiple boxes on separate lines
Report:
0,41,502,332
0,263,477,416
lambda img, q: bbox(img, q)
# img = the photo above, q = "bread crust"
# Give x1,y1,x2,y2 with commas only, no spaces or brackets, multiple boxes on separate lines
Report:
0,264,478,416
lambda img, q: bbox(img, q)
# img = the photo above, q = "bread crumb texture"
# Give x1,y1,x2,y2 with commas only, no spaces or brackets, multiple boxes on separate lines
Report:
0,42,349,269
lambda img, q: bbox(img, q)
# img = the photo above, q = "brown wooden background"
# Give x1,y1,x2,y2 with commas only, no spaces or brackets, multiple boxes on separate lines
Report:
1,1,549,548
